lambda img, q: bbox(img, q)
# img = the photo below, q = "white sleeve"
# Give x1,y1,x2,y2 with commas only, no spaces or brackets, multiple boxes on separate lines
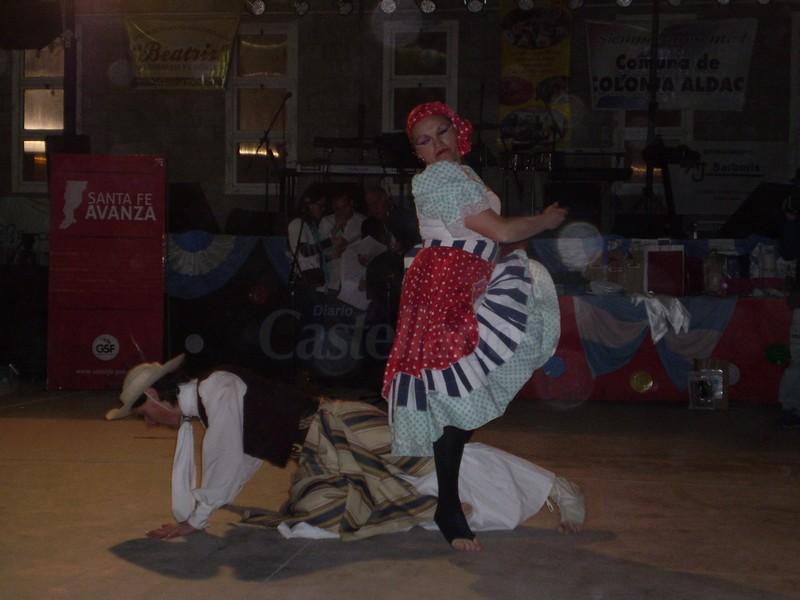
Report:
288,219,320,272
287,218,301,254
343,213,367,244
186,372,263,530
318,215,334,241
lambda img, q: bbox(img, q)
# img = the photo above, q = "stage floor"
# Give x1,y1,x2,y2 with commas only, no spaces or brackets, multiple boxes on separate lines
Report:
2,385,799,600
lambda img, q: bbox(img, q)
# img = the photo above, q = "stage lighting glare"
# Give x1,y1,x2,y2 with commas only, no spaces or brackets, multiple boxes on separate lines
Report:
517,0,534,9
245,0,266,14
293,0,310,14
379,0,397,12
418,0,436,12
567,0,583,8
465,0,485,12
616,0,632,6
556,222,604,272
337,0,353,14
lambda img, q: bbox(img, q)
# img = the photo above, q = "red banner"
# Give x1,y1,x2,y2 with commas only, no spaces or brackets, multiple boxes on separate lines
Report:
48,154,166,390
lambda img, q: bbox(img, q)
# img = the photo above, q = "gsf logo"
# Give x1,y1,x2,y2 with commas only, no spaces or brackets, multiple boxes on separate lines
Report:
92,334,120,361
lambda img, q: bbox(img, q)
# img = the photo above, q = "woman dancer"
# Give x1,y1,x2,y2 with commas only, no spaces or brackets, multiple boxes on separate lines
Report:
383,102,569,551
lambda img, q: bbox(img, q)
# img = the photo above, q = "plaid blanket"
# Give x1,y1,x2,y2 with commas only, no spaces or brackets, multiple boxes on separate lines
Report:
276,401,437,540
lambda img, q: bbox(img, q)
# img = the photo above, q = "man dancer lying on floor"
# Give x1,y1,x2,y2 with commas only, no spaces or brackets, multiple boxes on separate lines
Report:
106,355,585,544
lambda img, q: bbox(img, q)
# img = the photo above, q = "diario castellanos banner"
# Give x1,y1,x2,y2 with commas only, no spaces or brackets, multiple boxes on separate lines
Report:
125,15,239,89
587,19,757,111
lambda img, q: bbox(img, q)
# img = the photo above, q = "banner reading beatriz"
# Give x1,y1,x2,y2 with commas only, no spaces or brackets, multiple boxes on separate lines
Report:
499,0,572,149
126,15,239,89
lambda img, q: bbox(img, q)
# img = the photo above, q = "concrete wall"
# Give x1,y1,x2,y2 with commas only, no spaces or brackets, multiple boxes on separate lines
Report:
1,0,797,235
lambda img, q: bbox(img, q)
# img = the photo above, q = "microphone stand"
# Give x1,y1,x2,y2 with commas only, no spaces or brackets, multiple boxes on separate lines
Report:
254,91,292,221
287,214,309,321
286,213,314,386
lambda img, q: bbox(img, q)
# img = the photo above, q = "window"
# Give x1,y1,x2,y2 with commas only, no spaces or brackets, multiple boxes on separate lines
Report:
225,22,297,197
792,13,800,168
382,21,458,132
11,40,65,192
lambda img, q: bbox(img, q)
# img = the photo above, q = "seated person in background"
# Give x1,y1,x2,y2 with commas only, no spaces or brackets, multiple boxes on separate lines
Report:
287,183,329,294
334,216,392,312
106,355,586,543
364,185,421,256
318,183,366,295
361,216,405,326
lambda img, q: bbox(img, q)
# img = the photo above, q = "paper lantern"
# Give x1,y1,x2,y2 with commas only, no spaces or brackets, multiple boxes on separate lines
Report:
533,349,593,410
728,362,740,386
543,355,566,378
629,370,654,393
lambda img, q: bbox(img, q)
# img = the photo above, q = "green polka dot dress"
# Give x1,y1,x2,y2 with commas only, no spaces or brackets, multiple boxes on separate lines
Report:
382,161,560,456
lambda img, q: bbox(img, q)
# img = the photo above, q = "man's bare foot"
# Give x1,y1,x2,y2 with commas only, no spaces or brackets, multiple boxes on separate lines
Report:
549,476,585,534
558,521,582,534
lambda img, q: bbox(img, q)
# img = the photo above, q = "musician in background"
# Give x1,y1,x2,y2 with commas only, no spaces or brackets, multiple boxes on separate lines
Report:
287,183,329,313
360,216,404,323
364,186,421,256
318,183,366,295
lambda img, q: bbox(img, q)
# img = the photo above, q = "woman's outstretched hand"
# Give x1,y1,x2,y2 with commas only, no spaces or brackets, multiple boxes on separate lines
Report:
542,202,568,230
146,522,199,539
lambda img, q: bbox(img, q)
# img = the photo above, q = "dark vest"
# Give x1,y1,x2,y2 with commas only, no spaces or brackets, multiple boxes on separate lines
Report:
196,366,318,468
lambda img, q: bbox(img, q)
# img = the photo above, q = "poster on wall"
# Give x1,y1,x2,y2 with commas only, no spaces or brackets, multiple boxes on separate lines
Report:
499,0,573,150
587,19,757,111
48,155,166,390
125,15,239,89
679,142,790,218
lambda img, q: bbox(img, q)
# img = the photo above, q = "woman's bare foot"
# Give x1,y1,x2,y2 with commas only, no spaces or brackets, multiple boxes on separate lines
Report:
451,537,482,551
434,506,481,552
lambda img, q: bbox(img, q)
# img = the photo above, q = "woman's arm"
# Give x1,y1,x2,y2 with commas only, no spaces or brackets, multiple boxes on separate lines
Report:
463,202,568,244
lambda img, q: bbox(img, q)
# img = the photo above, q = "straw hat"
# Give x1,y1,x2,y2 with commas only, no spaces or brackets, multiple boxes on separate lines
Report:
105,354,185,420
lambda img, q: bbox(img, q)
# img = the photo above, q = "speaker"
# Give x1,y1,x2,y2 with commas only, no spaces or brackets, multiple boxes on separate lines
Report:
0,1,62,50
0,265,47,380
717,182,794,239
168,183,220,234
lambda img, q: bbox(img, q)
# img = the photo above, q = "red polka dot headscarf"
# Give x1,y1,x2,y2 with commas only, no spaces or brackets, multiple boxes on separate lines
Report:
406,101,473,157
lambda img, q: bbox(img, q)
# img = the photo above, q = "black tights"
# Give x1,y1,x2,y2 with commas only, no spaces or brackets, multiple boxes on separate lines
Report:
433,426,474,543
